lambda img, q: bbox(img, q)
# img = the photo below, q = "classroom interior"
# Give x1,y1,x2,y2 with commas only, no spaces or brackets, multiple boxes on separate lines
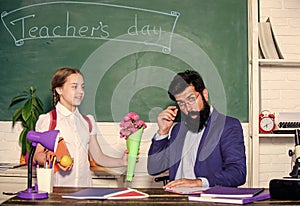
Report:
0,0,300,203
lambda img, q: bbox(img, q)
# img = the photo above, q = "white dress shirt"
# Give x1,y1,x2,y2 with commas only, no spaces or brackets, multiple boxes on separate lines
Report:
35,102,98,187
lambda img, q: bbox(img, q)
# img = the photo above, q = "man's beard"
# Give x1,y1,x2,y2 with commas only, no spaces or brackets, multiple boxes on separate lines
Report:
182,100,210,133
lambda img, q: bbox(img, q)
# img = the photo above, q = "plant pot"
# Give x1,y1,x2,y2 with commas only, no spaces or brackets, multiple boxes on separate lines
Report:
20,152,29,165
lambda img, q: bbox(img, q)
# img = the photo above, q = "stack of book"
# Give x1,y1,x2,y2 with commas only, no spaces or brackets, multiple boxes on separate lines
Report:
188,186,270,204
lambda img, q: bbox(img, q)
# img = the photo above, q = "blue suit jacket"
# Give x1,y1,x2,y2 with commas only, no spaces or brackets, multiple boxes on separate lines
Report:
147,108,246,187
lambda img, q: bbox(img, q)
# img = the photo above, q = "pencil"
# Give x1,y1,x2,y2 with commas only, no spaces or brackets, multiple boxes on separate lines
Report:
52,156,57,169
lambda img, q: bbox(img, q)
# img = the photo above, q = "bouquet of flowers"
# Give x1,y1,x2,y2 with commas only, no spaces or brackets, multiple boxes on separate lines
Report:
120,112,147,181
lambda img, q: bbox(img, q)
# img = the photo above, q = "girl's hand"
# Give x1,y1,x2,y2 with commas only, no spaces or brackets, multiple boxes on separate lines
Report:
56,156,73,171
122,150,128,166
122,150,140,166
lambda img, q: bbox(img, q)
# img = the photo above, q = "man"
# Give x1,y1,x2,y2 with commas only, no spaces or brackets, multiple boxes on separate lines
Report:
147,70,246,188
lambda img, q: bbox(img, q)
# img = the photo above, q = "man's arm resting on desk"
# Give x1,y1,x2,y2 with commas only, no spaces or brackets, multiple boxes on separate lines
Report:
163,178,209,188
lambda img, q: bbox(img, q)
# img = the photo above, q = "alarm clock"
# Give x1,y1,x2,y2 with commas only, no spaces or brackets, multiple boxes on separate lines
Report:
259,110,276,134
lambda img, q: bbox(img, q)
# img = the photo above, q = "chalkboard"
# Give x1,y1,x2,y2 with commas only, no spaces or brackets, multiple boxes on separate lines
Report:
0,0,248,122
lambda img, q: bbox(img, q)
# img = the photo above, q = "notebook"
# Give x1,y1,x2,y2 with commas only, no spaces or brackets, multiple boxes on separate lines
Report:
0,163,25,169
62,188,148,200
189,190,270,205
200,186,264,198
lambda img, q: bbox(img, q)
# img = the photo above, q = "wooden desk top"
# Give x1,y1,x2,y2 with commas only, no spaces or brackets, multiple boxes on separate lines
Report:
0,165,125,179
2,187,300,205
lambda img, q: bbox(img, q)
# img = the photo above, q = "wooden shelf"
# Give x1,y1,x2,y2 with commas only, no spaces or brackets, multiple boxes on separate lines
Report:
258,59,300,67
259,133,294,138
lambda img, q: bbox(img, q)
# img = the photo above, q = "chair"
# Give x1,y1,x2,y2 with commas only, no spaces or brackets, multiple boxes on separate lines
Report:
154,175,169,186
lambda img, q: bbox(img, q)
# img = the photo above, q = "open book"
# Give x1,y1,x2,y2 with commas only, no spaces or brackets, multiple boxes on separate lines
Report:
62,188,148,200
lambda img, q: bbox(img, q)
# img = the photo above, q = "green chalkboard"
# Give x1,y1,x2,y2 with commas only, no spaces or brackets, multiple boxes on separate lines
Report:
0,0,248,122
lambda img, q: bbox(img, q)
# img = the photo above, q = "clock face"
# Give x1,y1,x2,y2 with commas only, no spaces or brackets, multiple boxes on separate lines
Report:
260,117,275,133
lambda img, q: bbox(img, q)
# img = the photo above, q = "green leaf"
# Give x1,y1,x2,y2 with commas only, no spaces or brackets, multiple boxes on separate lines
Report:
19,129,28,155
9,94,27,107
27,116,35,130
12,107,23,126
22,99,32,122
29,86,36,95
26,139,32,153
33,109,41,121
35,97,44,109
31,96,38,107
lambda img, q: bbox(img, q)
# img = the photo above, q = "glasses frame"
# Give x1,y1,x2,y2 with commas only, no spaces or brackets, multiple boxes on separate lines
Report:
176,93,200,108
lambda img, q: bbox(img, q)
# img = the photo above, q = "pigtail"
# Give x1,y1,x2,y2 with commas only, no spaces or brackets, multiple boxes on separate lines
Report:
52,89,59,108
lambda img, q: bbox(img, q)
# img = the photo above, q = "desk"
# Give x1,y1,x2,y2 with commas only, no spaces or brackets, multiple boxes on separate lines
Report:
0,166,125,203
90,165,125,187
2,187,300,205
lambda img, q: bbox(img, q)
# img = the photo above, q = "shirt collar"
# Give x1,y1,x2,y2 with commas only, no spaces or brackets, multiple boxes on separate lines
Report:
56,102,79,117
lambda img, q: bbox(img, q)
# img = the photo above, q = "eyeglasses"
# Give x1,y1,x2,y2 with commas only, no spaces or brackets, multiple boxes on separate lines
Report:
176,93,200,108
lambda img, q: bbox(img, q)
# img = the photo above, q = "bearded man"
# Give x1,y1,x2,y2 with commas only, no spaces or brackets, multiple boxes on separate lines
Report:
147,70,246,188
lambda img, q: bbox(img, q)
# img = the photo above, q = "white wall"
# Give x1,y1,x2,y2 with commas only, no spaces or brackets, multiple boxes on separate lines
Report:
258,0,300,187
0,122,23,163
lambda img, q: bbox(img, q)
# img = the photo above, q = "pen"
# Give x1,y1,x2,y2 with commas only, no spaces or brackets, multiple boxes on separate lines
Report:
44,151,48,168
53,156,57,166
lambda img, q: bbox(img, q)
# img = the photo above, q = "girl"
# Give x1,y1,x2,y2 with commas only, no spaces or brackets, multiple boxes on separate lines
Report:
33,67,127,187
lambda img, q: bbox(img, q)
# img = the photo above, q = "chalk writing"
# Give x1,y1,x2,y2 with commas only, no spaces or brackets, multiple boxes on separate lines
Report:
1,1,180,53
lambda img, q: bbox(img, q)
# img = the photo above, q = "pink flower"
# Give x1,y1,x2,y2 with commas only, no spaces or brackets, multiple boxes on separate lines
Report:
136,120,147,129
127,112,139,121
119,112,147,140
120,120,134,128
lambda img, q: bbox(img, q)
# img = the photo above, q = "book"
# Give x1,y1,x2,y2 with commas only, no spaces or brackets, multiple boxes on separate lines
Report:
62,188,148,200
165,187,209,194
189,190,270,205
0,163,25,169
258,17,284,59
200,186,264,198
107,189,149,199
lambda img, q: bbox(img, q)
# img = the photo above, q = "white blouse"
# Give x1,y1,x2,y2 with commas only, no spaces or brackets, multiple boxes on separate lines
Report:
35,102,98,187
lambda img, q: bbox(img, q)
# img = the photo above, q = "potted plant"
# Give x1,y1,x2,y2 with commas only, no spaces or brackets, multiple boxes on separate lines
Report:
9,86,44,163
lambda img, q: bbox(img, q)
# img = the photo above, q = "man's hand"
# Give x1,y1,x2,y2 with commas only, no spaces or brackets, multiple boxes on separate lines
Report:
157,106,178,136
163,178,202,188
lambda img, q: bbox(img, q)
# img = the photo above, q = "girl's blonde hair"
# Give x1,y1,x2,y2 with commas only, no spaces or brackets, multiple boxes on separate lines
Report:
51,67,83,107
